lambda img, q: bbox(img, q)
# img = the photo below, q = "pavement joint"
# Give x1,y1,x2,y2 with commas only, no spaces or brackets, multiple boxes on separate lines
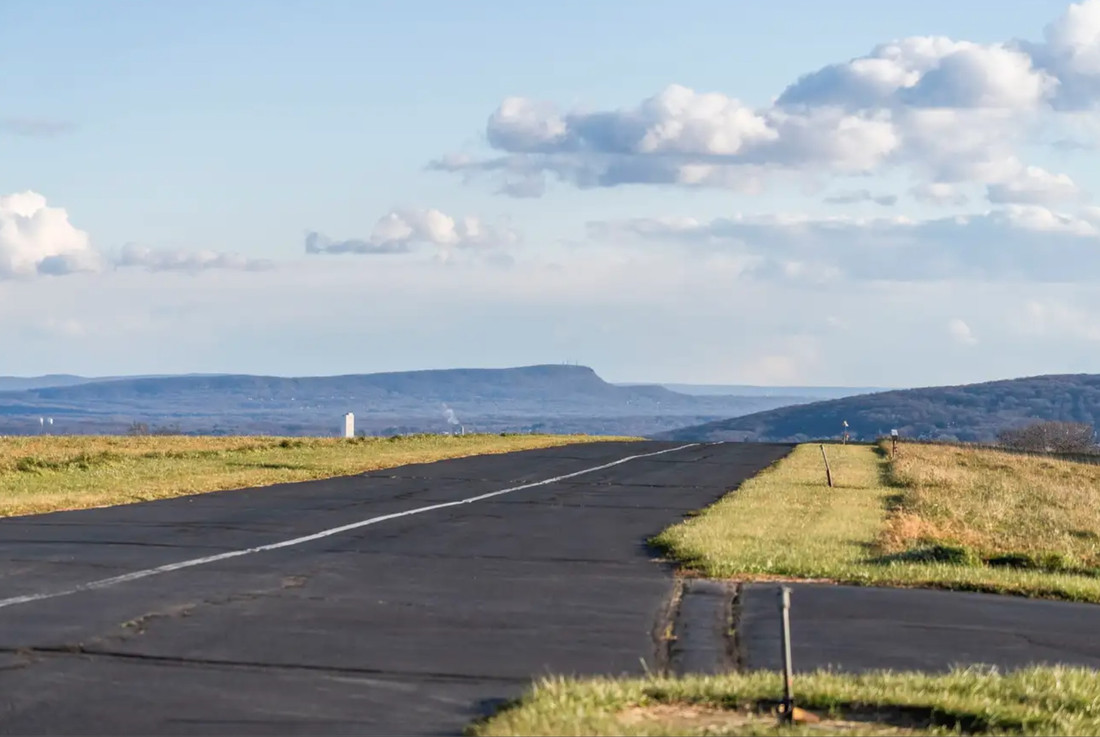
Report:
652,577,685,676
2,540,235,551
728,583,746,672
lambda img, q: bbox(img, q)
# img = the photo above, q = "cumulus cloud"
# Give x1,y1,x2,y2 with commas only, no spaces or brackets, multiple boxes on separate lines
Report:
779,39,1055,110
1019,0,1100,110
589,205,1100,282
0,191,100,278
306,208,520,256
823,189,898,206
112,244,275,273
0,191,281,279
440,86,899,193
948,318,978,345
437,2,1100,201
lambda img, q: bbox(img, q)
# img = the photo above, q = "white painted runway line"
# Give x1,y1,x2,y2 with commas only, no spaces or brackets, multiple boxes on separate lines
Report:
0,443,699,611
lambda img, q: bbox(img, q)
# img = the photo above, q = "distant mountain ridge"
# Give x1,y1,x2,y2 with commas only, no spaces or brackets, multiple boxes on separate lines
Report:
0,365,813,437
655,383,888,399
0,375,100,392
0,374,225,392
660,373,1100,443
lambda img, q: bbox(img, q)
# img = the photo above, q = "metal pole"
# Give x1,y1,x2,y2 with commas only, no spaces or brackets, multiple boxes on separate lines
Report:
779,586,794,721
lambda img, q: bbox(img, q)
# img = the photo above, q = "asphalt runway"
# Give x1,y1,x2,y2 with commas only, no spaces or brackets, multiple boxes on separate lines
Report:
740,582,1100,673
0,440,791,736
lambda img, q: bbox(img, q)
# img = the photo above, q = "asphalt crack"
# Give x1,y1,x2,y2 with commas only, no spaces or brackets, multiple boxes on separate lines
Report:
2,645,533,686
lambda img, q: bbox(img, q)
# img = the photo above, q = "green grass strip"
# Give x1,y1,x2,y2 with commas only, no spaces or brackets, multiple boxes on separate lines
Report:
651,444,1100,603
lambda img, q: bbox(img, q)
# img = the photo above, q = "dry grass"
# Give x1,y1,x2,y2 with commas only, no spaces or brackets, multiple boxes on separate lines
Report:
0,433,630,518
652,443,1100,601
881,443,1100,571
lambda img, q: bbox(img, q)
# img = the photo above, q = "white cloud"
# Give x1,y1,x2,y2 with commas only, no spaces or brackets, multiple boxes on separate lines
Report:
1023,0,1100,109
113,244,275,273
780,38,1055,110
0,191,286,279
439,87,901,193
990,203,1097,234
0,191,100,278
948,318,978,345
911,182,970,206
436,2,1100,202
306,208,520,256
1044,0,1100,74
589,205,1100,282
986,165,1082,204
486,98,571,151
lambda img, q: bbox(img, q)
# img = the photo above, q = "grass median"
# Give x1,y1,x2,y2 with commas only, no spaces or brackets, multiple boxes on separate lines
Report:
0,433,631,518
470,666,1100,736
651,442,1100,602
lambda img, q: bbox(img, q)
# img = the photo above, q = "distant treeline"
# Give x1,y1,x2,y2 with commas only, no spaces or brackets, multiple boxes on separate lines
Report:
662,374,1100,443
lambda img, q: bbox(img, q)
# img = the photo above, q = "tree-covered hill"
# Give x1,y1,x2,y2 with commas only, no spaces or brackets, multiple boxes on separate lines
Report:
660,374,1100,443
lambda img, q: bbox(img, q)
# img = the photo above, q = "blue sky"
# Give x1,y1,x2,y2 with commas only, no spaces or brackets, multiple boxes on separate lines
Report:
3,0,1099,385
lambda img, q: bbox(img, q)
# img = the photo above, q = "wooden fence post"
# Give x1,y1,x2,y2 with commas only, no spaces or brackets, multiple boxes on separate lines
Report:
820,444,833,487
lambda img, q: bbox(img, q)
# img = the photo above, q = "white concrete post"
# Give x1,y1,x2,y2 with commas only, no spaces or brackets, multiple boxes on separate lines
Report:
343,412,355,438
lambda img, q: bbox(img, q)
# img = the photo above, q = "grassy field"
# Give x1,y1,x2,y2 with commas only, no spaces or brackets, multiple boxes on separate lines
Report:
652,442,1100,602
0,433,628,518
470,666,1100,736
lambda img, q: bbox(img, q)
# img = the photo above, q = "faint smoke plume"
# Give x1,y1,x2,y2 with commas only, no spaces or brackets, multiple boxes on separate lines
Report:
442,404,460,425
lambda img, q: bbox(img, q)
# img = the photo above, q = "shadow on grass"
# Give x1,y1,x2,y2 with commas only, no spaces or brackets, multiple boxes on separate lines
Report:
863,542,1100,578
463,696,525,736
227,461,313,471
868,543,982,567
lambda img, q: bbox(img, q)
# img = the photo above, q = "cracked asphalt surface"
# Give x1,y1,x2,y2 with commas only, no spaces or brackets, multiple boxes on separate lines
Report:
0,441,791,735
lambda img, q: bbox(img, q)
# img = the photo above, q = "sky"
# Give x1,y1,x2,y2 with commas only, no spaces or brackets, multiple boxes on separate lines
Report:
3,0,1100,386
